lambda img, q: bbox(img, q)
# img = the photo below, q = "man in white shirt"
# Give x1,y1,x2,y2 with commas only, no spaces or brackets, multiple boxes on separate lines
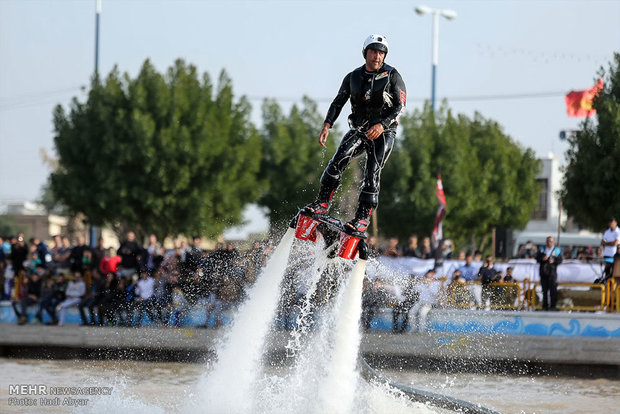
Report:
135,271,157,325
602,217,620,281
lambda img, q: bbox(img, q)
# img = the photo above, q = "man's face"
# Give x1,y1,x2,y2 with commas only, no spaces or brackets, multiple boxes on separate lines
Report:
546,237,554,248
610,219,617,230
365,48,385,71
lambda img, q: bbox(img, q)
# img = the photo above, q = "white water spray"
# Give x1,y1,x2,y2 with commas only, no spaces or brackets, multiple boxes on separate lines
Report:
317,258,367,414
192,228,295,413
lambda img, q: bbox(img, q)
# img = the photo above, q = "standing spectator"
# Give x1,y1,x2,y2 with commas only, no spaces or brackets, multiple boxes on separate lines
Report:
366,236,380,259
381,237,402,257
29,237,52,269
99,247,121,276
69,235,89,272
10,235,29,276
457,253,478,282
56,272,86,326
183,235,204,281
53,236,73,276
478,255,500,308
91,237,106,273
117,231,142,278
601,217,620,281
79,270,106,326
403,235,422,258
144,234,164,276
536,236,563,311
517,240,537,259
420,237,434,259
12,273,42,325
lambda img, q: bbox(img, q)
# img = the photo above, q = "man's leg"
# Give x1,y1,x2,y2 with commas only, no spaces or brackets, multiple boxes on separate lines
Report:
306,130,365,214
549,273,558,310
78,298,91,325
540,276,549,310
346,130,395,232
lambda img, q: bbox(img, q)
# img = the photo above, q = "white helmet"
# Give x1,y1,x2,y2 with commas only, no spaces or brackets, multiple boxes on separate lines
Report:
362,34,389,58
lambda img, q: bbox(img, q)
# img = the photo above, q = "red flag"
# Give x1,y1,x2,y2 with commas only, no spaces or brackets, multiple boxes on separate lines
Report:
431,174,446,248
565,78,603,117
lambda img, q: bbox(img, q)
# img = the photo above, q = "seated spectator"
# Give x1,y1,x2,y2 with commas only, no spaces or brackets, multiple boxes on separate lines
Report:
56,272,86,326
79,270,106,326
12,273,42,325
496,266,518,307
3,257,15,300
169,284,189,327
53,236,73,276
392,276,419,333
97,273,120,326
135,270,158,325
563,246,573,260
36,276,58,324
409,270,440,332
457,252,478,282
381,237,402,257
479,255,501,308
403,235,422,258
446,270,474,307
116,274,139,326
362,278,386,330
503,266,516,283
44,274,67,325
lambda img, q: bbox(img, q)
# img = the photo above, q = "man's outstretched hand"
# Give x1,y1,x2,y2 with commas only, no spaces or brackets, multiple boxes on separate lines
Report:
318,123,331,148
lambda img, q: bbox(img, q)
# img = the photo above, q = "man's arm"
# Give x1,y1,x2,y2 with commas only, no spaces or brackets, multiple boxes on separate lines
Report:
380,69,406,130
324,73,351,127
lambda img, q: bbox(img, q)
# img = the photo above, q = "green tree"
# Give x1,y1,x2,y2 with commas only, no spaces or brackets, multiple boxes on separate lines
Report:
379,103,540,252
258,97,355,229
51,59,262,239
560,53,620,231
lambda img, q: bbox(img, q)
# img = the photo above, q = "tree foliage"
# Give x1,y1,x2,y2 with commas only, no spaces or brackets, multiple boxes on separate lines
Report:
51,59,262,239
560,53,620,231
379,103,540,251
258,97,353,229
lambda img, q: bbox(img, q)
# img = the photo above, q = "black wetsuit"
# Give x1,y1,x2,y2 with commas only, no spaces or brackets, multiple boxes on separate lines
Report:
320,63,406,208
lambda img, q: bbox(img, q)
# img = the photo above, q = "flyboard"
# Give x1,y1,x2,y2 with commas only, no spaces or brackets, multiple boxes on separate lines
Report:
289,207,369,261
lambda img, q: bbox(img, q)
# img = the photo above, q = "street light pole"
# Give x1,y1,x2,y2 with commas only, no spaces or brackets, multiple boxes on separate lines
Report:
90,0,101,248
415,5,457,113
95,0,101,74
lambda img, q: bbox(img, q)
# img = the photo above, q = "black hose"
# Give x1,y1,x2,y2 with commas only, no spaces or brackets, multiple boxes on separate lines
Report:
358,357,500,414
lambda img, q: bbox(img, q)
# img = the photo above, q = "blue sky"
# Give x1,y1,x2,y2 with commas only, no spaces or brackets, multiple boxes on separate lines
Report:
1,0,619,204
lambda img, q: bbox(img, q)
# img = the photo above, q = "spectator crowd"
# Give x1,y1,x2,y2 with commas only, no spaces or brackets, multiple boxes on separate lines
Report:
1,226,618,331
1,231,269,327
